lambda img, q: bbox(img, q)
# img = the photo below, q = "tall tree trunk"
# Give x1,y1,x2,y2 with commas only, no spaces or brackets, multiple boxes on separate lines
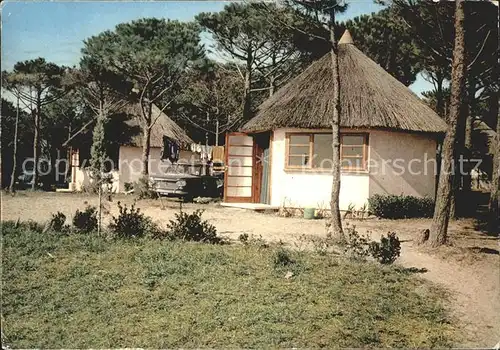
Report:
435,71,445,118
141,126,151,176
215,118,220,146
243,47,253,120
327,9,344,241
141,102,153,176
9,96,20,193
429,0,467,247
450,96,469,219
462,81,476,193
32,97,42,190
205,111,210,147
488,93,499,233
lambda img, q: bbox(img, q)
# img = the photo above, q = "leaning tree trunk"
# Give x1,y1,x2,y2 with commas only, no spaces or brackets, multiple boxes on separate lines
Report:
9,96,20,193
327,9,344,241
488,93,499,233
429,0,467,247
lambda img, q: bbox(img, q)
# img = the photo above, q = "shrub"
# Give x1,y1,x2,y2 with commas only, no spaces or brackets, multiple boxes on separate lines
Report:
73,206,98,233
273,247,295,268
49,212,67,232
25,220,44,233
368,194,434,219
368,232,401,264
164,209,220,243
238,233,249,244
134,176,158,200
342,226,401,264
343,225,371,261
109,202,156,238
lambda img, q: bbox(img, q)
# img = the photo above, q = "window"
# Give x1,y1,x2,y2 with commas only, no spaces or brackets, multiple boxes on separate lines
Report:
286,133,368,171
340,134,367,170
288,134,311,167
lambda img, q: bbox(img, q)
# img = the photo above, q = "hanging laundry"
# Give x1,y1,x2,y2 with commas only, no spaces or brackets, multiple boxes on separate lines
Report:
200,145,207,162
206,146,213,161
161,136,180,163
169,142,179,163
200,145,213,162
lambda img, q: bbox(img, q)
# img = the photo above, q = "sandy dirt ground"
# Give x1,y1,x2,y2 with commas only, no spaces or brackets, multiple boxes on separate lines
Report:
2,192,499,347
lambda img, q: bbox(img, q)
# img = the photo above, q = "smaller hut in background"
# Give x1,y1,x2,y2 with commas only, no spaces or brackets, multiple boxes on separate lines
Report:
69,103,196,192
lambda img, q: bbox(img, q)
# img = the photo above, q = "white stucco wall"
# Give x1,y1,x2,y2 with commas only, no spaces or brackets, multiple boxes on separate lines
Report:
269,128,438,210
368,130,437,198
269,128,369,210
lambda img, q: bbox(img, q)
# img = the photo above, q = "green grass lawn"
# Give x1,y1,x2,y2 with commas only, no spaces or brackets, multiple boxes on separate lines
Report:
2,225,456,348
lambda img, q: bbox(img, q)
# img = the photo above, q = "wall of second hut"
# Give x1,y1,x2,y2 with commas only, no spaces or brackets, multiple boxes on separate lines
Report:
70,146,199,192
269,128,438,210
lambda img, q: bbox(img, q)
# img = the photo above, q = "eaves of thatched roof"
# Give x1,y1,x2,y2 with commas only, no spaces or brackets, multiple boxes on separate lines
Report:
124,103,193,149
242,30,447,134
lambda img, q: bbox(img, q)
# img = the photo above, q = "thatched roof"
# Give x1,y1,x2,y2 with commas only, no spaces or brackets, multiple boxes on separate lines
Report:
124,103,193,148
242,30,447,134
473,120,496,155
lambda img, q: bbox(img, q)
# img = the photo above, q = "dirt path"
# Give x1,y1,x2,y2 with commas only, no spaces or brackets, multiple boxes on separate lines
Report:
398,245,499,348
2,192,499,347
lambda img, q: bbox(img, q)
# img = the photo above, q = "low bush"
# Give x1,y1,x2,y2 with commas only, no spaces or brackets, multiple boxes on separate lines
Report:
73,206,98,233
109,202,157,238
343,225,371,261
341,225,400,265
49,212,67,232
238,233,249,244
25,220,44,233
368,232,401,264
273,247,295,268
134,176,158,199
368,194,434,219
164,209,220,244
238,233,269,248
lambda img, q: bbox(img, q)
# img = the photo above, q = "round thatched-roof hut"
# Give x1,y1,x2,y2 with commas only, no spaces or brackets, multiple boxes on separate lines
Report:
223,31,446,210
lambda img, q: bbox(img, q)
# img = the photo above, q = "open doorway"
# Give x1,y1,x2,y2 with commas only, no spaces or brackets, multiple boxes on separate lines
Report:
253,132,271,204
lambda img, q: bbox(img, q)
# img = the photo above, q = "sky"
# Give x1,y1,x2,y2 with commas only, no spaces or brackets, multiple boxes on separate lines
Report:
1,0,433,96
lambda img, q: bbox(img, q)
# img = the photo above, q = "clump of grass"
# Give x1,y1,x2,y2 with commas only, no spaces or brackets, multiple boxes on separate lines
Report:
2,227,457,348
273,247,295,268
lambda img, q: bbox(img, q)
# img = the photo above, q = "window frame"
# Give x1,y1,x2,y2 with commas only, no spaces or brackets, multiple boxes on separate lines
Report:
285,132,369,172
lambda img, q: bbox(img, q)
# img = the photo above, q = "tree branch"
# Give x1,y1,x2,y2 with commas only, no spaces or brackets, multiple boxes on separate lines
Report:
467,30,491,69
62,119,95,147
